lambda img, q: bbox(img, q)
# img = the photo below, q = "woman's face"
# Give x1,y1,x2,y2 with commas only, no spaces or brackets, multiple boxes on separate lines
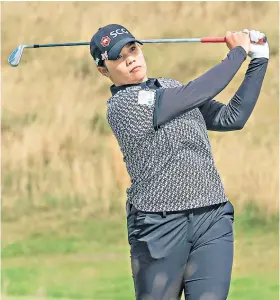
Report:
98,43,148,86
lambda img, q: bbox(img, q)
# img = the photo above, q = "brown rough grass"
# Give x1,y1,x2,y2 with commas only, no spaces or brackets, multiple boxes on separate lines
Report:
1,2,279,218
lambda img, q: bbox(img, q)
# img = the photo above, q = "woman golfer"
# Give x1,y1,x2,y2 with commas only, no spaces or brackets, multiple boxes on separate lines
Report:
90,24,269,300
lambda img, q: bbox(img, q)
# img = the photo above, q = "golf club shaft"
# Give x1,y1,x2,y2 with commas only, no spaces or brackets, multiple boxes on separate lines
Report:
24,42,90,48
23,36,266,48
141,37,226,43
23,38,214,49
23,38,217,48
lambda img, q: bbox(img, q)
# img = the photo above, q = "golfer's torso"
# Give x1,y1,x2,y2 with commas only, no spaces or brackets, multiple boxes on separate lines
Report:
107,78,228,212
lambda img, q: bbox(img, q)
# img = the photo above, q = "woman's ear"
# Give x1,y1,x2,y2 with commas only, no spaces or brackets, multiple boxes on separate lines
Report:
97,66,109,78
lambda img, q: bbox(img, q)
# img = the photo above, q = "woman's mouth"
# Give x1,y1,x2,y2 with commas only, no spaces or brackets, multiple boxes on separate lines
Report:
130,66,141,73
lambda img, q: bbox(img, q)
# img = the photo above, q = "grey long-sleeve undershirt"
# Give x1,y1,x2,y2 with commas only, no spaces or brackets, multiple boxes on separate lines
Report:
154,46,268,131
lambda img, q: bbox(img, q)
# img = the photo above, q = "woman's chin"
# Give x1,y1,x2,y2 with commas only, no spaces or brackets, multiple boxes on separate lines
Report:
131,71,148,83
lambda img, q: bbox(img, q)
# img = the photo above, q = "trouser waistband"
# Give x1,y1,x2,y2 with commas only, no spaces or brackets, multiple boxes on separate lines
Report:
127,202,224,218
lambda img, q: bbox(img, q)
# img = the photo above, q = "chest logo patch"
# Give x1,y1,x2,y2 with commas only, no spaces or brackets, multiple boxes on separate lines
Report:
137,90,155,106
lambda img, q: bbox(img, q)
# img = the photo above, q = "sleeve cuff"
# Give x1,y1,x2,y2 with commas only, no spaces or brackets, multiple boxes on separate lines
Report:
233,46,248,60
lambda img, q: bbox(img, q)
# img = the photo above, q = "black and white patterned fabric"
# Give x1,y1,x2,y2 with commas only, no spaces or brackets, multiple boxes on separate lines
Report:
106,78,228,212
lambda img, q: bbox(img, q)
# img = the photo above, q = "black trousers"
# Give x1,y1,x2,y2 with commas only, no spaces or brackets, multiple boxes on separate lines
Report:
126,201,234,300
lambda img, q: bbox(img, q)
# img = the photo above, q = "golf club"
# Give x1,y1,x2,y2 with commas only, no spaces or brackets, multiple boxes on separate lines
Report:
8,36,267,67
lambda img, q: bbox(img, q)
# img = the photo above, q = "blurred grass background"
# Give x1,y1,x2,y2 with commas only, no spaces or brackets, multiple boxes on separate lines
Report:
1,1,279,299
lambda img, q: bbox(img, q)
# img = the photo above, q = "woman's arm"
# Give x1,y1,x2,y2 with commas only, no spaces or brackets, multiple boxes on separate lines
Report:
154,46,247,130
199,57,268,131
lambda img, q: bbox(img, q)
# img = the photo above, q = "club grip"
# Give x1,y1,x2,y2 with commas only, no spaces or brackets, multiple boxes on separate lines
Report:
201,36,267,44
201,37,226,43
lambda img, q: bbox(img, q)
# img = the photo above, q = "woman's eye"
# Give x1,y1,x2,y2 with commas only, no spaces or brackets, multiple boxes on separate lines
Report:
130,46,136,52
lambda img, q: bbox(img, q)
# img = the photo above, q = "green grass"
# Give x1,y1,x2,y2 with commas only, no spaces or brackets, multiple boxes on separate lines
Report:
2,263,278,299
2,210,279,299
2,259,134,299
229,275,279,300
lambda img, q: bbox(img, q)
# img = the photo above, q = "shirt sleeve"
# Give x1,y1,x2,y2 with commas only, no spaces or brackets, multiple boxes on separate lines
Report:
199,57,268,131
154,46,247,130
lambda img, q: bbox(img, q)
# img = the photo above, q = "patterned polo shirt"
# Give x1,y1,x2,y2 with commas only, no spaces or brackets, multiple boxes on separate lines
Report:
106,48,268,212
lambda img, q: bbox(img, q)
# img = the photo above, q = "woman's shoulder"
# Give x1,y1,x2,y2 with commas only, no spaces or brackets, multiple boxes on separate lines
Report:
157,77,184,88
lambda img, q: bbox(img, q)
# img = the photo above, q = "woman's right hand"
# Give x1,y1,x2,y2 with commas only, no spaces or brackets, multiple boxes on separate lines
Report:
226,31,250,54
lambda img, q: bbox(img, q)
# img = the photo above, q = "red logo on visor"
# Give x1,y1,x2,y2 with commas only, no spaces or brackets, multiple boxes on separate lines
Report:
100,36,111,47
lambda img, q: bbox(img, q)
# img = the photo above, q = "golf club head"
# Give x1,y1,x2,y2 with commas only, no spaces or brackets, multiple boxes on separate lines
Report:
8,45,26,67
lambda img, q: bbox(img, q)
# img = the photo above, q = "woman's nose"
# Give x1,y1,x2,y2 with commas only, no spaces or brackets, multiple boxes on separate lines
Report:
126,56,135,66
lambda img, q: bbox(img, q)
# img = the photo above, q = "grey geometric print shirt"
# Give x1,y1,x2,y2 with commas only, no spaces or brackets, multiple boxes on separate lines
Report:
106,50,268,212
107,78,228,212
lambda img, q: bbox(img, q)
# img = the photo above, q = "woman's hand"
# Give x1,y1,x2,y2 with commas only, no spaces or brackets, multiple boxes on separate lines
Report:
226,31,251,54
243,29,269,60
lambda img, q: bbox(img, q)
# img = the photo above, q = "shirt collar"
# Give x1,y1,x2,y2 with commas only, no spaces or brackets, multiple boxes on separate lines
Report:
110,78,161,96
